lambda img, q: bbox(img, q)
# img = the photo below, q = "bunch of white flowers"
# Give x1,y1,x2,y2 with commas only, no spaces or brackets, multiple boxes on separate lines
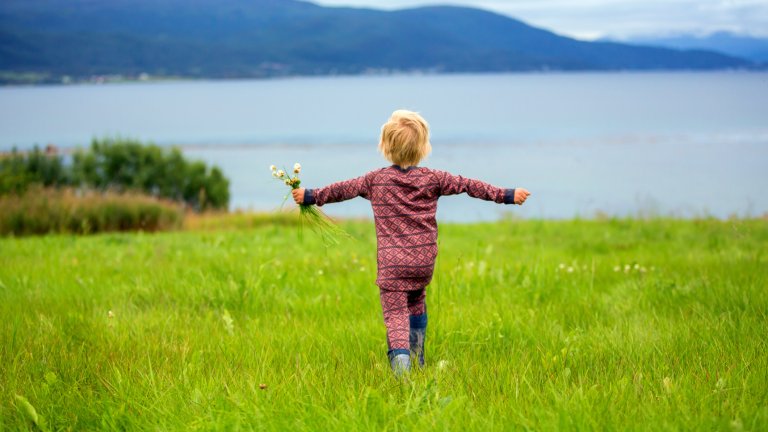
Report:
271,164,301,189
269,162,347,244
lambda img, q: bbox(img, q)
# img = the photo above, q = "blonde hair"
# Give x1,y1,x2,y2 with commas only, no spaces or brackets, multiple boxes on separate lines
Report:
378,110,431,167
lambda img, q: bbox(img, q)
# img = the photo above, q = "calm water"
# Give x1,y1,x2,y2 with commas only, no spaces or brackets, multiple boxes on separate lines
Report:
1,72,767,221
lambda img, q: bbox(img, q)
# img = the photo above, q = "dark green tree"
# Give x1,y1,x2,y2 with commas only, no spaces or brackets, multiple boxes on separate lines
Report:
71,138,230,211
3,138,230,211
0,147,68,194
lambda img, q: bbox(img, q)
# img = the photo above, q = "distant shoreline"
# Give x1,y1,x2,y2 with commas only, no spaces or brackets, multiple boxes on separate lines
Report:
2,67,766,88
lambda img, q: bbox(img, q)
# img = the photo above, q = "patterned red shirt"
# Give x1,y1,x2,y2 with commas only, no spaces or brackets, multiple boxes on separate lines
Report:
305,165,515,291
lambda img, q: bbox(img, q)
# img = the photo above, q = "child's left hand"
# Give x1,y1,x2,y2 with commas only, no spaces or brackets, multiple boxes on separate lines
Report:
514,188,531,205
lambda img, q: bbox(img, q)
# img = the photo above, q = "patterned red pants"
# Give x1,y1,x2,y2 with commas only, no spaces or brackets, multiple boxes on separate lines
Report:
379,287,427,352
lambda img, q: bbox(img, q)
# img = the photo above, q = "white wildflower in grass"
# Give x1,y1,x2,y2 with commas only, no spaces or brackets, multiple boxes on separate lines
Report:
270,162,349,244
222,310,234,335
618,263,649,275
559,263,566,270
107,310,115,328
438,360,450,370
716,377,727,392
663,377,673,393
567,266,574,273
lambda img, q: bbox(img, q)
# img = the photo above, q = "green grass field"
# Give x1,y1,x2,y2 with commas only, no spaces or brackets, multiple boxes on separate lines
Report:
1,218,767,430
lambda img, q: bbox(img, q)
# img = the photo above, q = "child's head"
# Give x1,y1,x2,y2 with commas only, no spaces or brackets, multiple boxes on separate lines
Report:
379,110,431,167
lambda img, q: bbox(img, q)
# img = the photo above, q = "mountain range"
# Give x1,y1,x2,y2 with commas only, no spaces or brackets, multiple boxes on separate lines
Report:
0,0,759,84
616,32,768,64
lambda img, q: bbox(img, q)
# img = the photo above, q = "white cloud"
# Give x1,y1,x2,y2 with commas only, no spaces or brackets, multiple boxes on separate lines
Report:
311,0,768,39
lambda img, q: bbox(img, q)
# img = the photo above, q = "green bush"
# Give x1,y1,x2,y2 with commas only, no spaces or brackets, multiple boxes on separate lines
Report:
0,187,183,236
72,138,230,211
0,146,68,194
1,138,230,212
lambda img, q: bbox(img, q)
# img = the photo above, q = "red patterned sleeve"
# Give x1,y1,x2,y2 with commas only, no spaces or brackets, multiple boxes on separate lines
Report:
304,173,372,206
434,169,515,204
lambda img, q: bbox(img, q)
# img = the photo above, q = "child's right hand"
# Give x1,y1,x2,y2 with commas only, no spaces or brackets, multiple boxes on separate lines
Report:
292,188,305,205
514,188,530,205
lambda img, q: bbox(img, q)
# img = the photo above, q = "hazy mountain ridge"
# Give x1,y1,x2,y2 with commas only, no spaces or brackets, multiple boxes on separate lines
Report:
0,0,757,84
615,32,768,63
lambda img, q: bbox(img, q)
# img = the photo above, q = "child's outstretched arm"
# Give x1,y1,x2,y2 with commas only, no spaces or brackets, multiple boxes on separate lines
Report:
436,170,530,205
291,173,372,206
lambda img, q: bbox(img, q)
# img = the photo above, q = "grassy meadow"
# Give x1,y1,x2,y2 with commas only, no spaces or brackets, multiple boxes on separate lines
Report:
1,217,767,430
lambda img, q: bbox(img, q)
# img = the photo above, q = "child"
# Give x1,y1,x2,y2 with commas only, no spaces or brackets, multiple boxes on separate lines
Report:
292,110,530,375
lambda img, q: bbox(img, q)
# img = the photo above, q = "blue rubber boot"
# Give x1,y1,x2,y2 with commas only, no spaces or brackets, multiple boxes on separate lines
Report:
388,350,411,377
409,313,427,367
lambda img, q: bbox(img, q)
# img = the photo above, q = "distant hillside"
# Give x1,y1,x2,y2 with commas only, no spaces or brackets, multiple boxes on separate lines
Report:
618,32,768,63
0,0,756,84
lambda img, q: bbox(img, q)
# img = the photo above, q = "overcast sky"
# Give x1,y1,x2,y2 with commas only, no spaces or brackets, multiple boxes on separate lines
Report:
312,0,768,40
